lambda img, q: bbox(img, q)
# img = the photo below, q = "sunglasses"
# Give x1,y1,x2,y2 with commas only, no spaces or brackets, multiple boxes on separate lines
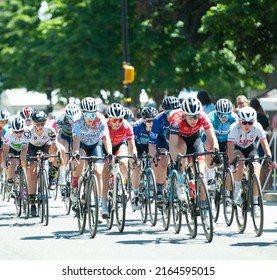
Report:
110,118,123,124
241,121,254,126
218,113,230,118
186,114,199,120
14,130,24,134
34,122,45,127
83,112,96,119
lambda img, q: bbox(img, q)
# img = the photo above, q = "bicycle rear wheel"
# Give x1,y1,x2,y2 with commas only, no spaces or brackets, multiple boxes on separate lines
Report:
250,174,264,236
140,174,147,223
106,189,114,229
171,170,182,234
20,168,29,219
115,172,126,232
77,176,87,234
147,168,157,226
222,168,235,226
197,176,213,243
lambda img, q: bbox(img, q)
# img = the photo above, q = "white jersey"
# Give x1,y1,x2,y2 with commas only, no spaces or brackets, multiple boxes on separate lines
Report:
3,128,28,152
72,113,109,146
228,121,266,149
23,124,57,147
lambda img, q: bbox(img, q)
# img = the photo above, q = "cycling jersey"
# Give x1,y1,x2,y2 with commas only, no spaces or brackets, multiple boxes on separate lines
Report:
203,110,238,143
133,118,150,154
56,113,72,137
3,128,28,152
72,113,109,146
149,112,170,145
107,119,134,147
170,111,212,137
228,121,266,149
23,124,57,146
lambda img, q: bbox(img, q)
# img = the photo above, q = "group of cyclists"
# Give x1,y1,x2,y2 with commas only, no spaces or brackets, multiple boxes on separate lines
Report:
0,93,275,230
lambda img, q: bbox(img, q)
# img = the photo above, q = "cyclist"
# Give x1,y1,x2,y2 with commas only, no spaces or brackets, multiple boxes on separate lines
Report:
227,107,275,215
18,106,33,127
101,103,137,218
2,116,28,195
71,97,113,209
148,96,181,204
169,96,219,202
124,107,135,125
131,106,158,210
24,110,66,216
0,109,11,174
203,99,238,188
56,103,82,186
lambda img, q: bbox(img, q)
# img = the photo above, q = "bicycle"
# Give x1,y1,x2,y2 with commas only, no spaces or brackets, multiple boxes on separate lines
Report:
7,155,29,219
106,155,136,232
0,168,8,201
231,155,267,236
27,151,61,226
138,153,157,226
180,151,217,243
72,155,106,238
208,152,235,226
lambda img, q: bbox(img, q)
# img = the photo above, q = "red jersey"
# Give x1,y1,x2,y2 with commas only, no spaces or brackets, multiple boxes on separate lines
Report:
170,111,212,137
107,119,134,147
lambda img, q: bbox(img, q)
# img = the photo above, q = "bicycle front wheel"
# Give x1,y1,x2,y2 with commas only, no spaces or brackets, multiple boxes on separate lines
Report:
14,174,21,217
39,170,49,226
77,176,87,234
63,164,72,215
222,168,235,226
20,168,29,219
171,170,182,234
250,174,264,236
115,172,126,232
106,189,114,230
197,177,213,243
147,168,157,226
140,173,147,224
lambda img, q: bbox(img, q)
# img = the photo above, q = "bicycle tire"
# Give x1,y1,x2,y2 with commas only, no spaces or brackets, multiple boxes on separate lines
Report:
140,173,147,224
106,189,114,230
115,172,126,232
250,173,264,236
210,168,221,223
171,170,182,234
183,175,197,238
20,168,29,219
40,169,49,226
63,164,72,215
87,174,99,238
147,168,157,226
197,176,213,243
222,168,235,226
14,174,21,217
77,175,87,234
126,161,132,203
161,183,171,231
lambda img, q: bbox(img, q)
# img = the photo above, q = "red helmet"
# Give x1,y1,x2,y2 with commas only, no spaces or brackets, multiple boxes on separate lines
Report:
19,107,33,120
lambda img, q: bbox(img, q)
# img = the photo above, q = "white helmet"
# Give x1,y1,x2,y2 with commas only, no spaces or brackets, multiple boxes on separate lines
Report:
216,99,232,114
238,107,257,122
11,116,26,131
107,103,125,118
0,109,10,121
181,96,202,115
80,97,97,112
65,103,81,119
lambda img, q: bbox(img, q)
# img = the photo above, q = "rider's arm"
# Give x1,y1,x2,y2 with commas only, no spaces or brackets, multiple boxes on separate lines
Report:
102,135,113,155
72,134,80,155
169,133,179,162
205,127,219,151
2,143,10,166
127,138,137,157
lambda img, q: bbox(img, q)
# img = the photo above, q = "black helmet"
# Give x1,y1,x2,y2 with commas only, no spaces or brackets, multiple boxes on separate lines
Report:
162,96,180,110
141,106,158,120
32,110,47,123
124,107,134,119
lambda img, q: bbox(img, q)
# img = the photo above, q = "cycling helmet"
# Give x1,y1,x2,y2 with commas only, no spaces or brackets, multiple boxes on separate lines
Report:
11,116,26,131
181,96,202,115
19,106,33,120
0,109,10,121
215,99,232,114
80,97,97,112
141,106,158,120
162,96,180,110
107,103,125,119
238,107,257,122
124,107,134,119
65,103,81,119
32,110,47,123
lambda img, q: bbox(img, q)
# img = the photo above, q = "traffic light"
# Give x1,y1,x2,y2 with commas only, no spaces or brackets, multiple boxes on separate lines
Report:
123,64,135,84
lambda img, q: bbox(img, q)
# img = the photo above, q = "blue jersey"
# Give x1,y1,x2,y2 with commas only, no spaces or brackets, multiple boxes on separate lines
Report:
203,110,238,143
149,112,169,146
133,119,150,151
